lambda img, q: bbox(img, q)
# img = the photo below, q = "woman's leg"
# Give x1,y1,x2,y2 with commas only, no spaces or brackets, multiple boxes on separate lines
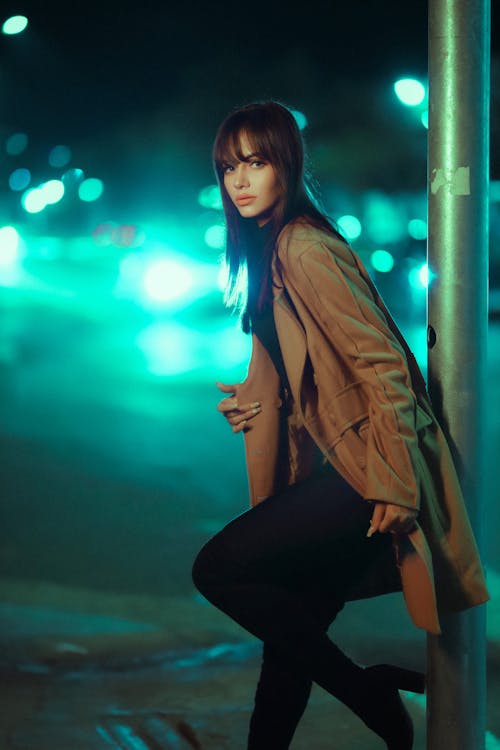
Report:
192,463,393,747
247,597,345,750
247,641,312,750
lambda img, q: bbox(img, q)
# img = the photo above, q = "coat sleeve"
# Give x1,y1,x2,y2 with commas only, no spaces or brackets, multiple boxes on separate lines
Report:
281,237,423,509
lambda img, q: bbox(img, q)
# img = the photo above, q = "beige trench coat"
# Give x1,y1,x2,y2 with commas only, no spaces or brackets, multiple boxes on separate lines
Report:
236,220,489,635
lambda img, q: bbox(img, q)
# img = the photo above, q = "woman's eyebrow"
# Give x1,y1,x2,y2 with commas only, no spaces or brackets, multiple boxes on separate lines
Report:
221,151,264,165
241,152,263,160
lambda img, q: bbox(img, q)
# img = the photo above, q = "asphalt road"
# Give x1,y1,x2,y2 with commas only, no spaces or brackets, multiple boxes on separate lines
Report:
0,293,499,749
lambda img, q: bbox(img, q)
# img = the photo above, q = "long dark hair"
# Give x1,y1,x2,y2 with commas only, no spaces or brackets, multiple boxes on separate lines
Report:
213,101,345,330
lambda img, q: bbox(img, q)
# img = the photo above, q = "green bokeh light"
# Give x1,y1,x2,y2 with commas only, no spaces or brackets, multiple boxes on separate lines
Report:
49,145,72,168
408,263,433,290
21,180,65,212
2,15,28,34
337,214,362,241
5,133,28,156
420,110,429,129
21,187,47,214
42,179,65,205
394,78,426,107
204,224,226,249
198,185,223,210
143,259,193,304
364,193,406,244
291,109,308,130
370,249,394,273
0,226,20,267
408,219,427,240
136,321,251,378
62,168,85,187
137,323,195,376
78,178,104,202
9,168,31,191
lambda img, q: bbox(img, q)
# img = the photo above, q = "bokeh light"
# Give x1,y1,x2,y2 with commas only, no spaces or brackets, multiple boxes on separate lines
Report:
408,219,427,240
421,110,429,129
78,177,104,202
5,133,28,156
204,224,226,249
370,249,394,273
0,226,20,267
337,214,362,241
198,185,223,210
291,109,308,130
62,168,85,189
41,179,65,205
143,259,193,303
394,78,426,106
49,145,72,168
408,263,433,289
2,15,28,34
364,193,406,244
9,168,31,191
137,323,195,376
21,187,47,214
20,180,65,212
217,262,229,292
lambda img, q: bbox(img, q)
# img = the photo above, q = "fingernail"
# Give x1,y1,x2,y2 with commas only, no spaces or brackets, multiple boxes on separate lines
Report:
252,407,261,414
250,402,260,408
366,526,375,538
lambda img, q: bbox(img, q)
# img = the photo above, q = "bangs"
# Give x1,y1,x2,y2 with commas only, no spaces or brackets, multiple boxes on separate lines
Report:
214,121,274,170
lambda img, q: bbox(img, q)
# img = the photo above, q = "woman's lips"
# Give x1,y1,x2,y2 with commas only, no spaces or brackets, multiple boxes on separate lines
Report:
236,196,256,205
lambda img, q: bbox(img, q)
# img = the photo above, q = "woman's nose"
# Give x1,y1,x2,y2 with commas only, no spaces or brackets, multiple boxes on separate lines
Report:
234,165,249,188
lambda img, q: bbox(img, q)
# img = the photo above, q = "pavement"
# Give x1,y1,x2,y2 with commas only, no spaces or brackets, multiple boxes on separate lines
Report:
0,590,428,750
1,576,500,750
1,295,500,749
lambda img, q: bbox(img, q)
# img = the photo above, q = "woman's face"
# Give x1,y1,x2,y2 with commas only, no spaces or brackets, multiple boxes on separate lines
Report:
222,132,281,226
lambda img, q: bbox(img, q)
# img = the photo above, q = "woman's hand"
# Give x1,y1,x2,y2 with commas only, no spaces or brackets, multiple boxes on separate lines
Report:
216,381,262,434
367,501,418,537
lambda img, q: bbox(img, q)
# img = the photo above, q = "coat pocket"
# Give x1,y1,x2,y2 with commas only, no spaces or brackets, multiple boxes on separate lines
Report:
312,382,370,487
323,381,369,445
306,381,369,453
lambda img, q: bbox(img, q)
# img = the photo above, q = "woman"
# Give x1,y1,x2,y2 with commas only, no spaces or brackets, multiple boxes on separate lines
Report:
192,101,488,749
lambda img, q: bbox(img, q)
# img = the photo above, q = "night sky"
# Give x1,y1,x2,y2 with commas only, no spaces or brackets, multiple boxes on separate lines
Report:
3,1,430,135
1,1,498,217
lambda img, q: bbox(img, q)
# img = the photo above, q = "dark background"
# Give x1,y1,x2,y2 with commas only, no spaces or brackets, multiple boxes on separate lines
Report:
1,1,498,218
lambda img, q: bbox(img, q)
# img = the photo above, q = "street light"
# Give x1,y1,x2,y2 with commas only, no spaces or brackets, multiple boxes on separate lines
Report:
394,78,426,107
2,15,28,35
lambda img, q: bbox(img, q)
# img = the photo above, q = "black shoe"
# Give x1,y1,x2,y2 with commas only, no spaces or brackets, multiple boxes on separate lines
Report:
360,664,425,750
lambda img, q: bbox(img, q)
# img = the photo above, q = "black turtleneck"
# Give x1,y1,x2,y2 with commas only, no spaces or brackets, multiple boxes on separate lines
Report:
246,221,290,393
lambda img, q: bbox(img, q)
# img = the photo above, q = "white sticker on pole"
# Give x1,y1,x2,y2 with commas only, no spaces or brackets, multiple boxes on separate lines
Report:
430,166,471,195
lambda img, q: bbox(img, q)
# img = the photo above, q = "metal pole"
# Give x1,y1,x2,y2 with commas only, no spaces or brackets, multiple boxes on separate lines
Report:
427,0,490,748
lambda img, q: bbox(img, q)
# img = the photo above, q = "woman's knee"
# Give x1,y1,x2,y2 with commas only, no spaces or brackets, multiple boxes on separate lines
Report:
192,543,212,595
192,535,228,596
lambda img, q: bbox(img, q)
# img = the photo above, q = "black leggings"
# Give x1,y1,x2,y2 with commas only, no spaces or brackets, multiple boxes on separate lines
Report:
192,462,394,749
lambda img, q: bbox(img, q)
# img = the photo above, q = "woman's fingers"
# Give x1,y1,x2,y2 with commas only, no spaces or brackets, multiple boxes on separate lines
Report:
217,396,239,413
367,502,418,536
215,379,262,433
230,406,261,432
215,381,238,394
367,502,386,537
217,398,261,414
227,405,261,425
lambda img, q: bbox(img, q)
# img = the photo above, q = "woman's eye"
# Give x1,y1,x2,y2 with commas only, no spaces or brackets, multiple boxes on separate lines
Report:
222,164,234,173
250,160,265,168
